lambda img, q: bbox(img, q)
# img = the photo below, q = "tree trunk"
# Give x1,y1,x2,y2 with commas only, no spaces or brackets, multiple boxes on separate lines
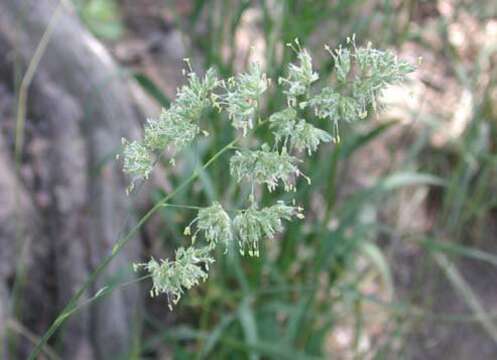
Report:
0,0,143,358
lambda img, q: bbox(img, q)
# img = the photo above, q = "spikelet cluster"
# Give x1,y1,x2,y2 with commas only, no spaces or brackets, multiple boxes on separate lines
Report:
120,66,219,193
230,144,301,192
192,202,233,249
233,202,304,256
279,42,319,107
127,37,414,308
120,140,153,182
216,62,268,135
133,246,214,310
269,108,332,154
310,36,415,142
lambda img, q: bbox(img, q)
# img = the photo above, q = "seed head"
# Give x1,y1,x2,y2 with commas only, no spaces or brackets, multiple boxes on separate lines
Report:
133,246,214,310
230,144,301,192
195,202,233,250
233,202,303,257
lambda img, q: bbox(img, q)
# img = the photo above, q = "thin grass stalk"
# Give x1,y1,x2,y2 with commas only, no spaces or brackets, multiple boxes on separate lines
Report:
28,136,240,359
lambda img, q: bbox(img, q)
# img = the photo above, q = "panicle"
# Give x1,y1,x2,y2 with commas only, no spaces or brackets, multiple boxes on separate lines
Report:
124,37,415,308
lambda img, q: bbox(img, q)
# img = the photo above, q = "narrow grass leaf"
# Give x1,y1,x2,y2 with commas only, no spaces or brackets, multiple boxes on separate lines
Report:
433,252,497,344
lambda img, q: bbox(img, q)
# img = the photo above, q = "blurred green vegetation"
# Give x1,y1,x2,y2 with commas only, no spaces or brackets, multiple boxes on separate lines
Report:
72,0,124,40
78,0,497,358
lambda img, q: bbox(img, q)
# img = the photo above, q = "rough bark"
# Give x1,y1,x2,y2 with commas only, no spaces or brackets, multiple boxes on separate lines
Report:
0,0,143,358
0,137,51,359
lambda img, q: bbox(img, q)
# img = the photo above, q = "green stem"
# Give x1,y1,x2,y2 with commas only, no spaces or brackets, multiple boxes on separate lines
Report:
162,203,203,210
62,274,153,319
28,136,240,360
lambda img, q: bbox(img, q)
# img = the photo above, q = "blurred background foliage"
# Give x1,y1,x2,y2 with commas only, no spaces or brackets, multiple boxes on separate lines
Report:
73,0,497,358
73,0,124,40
